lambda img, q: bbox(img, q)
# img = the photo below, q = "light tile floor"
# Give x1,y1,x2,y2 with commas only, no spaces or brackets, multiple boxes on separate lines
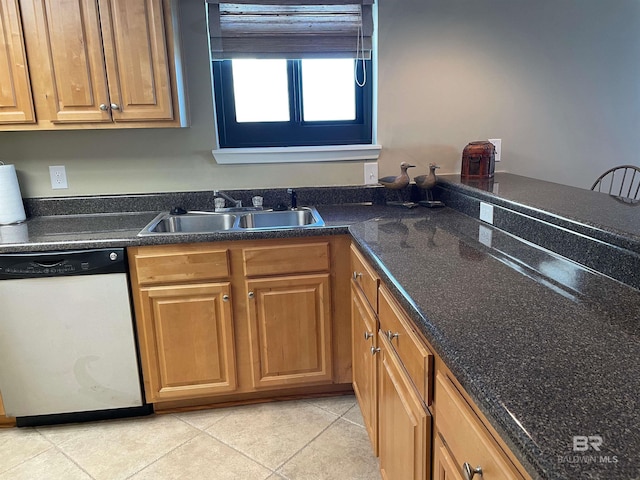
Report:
0,395,381,480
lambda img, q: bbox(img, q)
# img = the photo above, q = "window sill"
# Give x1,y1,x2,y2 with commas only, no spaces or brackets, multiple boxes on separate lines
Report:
212,144,382,164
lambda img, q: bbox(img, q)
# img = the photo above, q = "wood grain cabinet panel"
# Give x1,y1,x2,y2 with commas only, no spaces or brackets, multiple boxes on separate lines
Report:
99,0,174,121
351,283,378,454
379,286,433,406
137,282,237,402
8,0,187,130
21,0,111,123
433,434,465,480
350,244,379,312
246,274,333,389
0,0,35,124
378,333,431,480
131,247,230,285
243,242,330,277
435,372,526,480
0,391,16,427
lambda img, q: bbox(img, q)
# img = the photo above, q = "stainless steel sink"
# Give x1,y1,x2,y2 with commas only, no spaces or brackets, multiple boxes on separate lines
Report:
139,212,236,235
138,207,324,235
237,208,323,229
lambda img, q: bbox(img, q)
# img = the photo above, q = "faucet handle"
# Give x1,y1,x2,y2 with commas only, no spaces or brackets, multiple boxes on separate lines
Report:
287,188,297,209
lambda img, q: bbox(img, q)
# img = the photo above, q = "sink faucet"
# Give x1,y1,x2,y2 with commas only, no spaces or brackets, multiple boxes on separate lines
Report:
214,190,242,208
287,188,297,209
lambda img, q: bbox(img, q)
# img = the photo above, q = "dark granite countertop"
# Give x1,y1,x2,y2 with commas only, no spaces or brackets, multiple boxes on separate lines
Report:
1,183,638,479
438,173,640,254
0,205,389,253
350,207,640,480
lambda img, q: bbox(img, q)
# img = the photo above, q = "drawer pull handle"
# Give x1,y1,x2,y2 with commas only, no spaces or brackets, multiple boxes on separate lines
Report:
364,331,374,340
353,271,363,280
371,346,380,355
462,463,483,480
248,291,255,299
222,294,230,302
387,330,399,341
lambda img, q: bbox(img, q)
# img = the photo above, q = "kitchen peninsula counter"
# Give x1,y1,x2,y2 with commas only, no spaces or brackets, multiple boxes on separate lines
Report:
1,179,638,479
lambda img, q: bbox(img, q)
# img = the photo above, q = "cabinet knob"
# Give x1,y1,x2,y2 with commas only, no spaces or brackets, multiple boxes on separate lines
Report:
222,294,230,302
99,103,108,111
110,103,120,110
364,331,374,340
248,291,255,299
352,271,363,280
462,463,483,480
387,330,399,341
370,346,380,355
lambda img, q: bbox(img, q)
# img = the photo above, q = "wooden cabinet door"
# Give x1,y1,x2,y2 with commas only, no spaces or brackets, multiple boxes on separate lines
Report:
433,434,465,480
21,0,111,123
246,274,333,389
99,0,174,122
0,391,15,427
137,282,237,402
352,284,378,454
378,333,431,480
0,0,35,124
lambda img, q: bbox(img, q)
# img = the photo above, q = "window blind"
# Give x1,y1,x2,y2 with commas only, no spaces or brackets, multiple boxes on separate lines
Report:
206,0,374,59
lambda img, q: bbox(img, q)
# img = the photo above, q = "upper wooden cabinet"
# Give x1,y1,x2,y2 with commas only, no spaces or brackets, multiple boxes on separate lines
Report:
0,0,187,129
0,0,35,123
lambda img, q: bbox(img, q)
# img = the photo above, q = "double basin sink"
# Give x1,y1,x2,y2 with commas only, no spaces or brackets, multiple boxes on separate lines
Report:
139,207,325,235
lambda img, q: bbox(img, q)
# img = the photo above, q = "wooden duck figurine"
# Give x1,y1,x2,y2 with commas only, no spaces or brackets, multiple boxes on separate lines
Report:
414,163,445,207
379,162,416,205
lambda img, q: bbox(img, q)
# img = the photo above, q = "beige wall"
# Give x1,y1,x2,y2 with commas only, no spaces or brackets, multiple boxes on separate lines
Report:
2,0,639,197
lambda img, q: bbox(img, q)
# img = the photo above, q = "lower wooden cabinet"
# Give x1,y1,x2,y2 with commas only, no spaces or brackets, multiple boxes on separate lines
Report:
136,282,237,402
246,274,333,389
433,434,464,480
128,236,352,408
378,333,431,480
351,283,378,454
434,371,527,480
0,391,15,427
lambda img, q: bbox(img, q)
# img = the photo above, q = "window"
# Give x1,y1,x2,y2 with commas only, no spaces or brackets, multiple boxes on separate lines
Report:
206,1,375,151
211,58,373,148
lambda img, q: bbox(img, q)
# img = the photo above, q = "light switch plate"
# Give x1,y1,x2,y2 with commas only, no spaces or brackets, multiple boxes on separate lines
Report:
479,202,494,224
364,162,378,185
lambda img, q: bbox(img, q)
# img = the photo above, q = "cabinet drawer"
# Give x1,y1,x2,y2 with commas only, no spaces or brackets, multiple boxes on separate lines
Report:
131,247,230,285
435,372,526,480
350,244,379,312
243,242,330,277
379,286,433,406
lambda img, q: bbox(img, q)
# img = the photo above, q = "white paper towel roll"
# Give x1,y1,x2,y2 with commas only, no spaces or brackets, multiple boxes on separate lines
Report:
0,164,27,225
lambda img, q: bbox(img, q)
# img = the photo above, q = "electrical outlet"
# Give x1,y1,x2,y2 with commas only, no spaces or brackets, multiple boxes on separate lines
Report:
49,165,68,189
364,162,378,185
488,138,502,162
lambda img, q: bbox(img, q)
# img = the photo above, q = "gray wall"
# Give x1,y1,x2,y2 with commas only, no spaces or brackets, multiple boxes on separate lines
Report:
2,0,638,197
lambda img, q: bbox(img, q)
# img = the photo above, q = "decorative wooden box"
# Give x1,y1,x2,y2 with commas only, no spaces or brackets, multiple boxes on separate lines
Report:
461,141,496,178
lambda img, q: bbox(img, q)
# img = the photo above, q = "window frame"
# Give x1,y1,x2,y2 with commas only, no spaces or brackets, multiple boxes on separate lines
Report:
212,58,373,149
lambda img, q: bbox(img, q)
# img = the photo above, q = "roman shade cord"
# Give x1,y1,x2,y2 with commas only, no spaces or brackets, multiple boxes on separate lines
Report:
355,12,366,87
206,0,374,60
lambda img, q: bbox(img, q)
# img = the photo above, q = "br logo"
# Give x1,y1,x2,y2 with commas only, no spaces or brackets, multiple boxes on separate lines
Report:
573,435,603,452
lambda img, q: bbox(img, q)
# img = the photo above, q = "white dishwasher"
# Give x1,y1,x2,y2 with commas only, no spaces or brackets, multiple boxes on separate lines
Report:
0,248,151,426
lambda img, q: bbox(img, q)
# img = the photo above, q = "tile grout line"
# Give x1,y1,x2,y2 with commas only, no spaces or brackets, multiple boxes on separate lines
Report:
122,421,203,480
36,427,97,480
273,410,345,478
